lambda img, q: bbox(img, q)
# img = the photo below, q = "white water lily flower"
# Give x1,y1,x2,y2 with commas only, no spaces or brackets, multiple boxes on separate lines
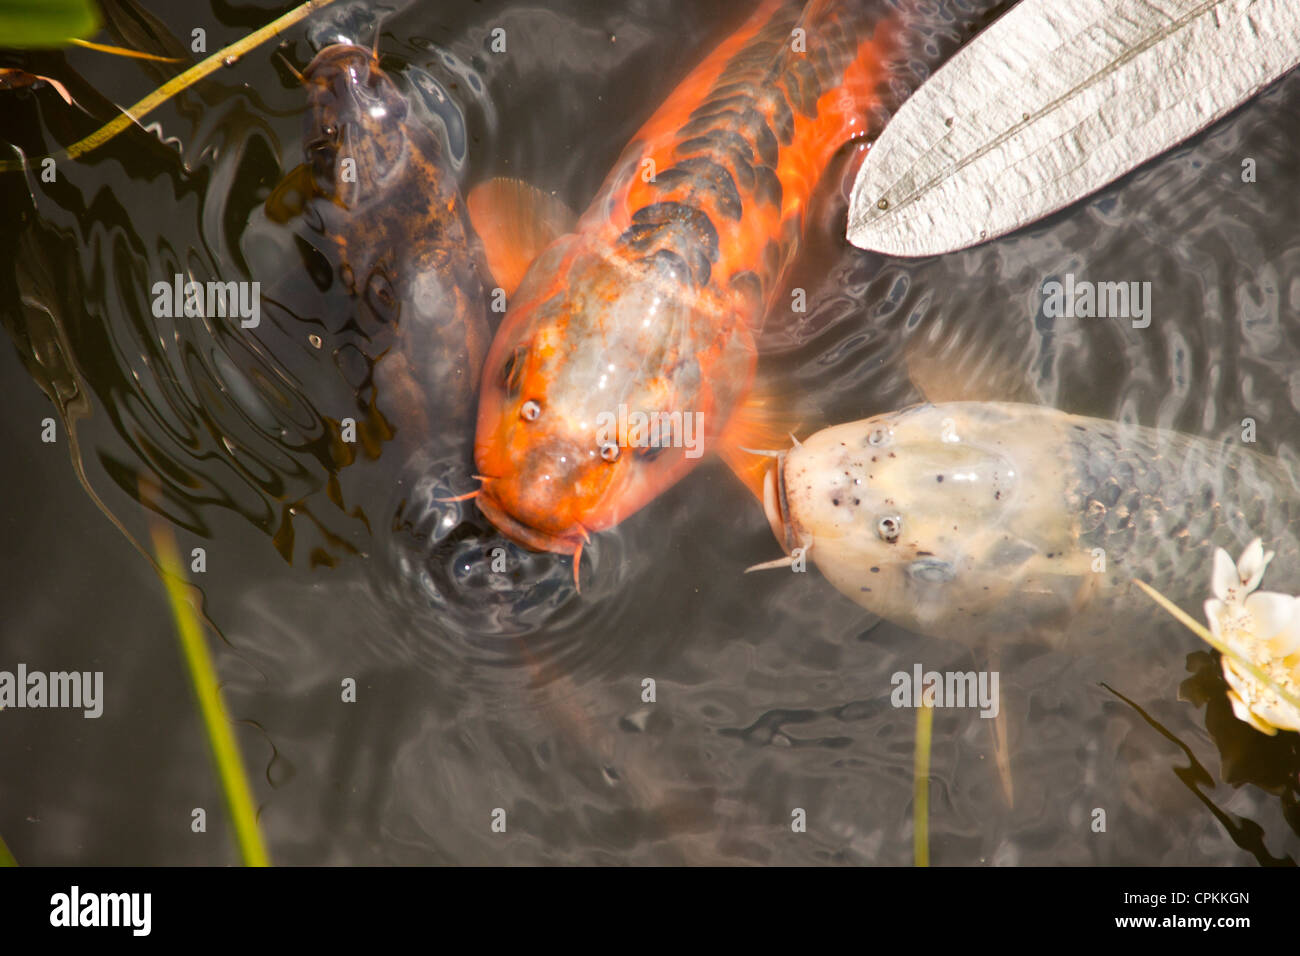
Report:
1203,538,1300,736
1210,538,1274,605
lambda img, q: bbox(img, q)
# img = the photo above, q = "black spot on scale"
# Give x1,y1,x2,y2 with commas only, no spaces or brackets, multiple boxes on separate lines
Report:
654,157,743,221
680,128,753,163
642,248,696,287
676,132,756,191
680,108,781,169
752,165,783,210
620,202,719,286
689,93,752,119
780,54,823,117
936,475,943,483
711,81,795,145
757,87,796,144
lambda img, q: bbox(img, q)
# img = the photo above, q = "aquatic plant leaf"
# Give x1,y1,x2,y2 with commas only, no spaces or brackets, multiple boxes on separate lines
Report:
848,0,1300,256
0,0,99,48
66,38,181,62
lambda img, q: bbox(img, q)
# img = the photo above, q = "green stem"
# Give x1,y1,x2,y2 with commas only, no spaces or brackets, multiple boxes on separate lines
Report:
150,524,270,867
0,833,17,867
914,702,933,867
1,0,338,172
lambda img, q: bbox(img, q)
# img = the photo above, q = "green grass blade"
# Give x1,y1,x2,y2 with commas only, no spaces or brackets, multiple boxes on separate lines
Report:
0,833,17,867
1,0,337,172
149,524,270,867
914,702,933,867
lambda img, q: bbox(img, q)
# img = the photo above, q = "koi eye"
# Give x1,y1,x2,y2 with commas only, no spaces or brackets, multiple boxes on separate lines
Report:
322,123,338,138
600,442,620,462
520,400,541,422
867,427,892,447
877,515,901,543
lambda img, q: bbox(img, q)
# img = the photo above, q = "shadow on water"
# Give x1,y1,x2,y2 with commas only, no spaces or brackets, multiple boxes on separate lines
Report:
1,0,1298,862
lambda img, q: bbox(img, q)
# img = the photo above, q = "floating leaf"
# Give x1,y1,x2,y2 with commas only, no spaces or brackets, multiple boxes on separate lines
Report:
848,0,1300,256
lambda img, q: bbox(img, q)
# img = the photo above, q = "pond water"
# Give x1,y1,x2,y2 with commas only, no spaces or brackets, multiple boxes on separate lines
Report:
1,0,1297,864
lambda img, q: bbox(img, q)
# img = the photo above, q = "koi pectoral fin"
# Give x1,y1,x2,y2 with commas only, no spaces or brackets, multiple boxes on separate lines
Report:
466,177,577,297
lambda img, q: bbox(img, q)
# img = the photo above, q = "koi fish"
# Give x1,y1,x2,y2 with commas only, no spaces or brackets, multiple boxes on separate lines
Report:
266,42,492,445
753,402,1300,643
469,0,898,579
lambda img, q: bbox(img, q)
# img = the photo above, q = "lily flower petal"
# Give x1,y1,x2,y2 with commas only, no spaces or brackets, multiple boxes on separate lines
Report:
1252,697,1300,734
1228,690,1279,735
1237,538,1274,594
1211,548,1239,602
1245,591,1300,656
1220,658,1253,700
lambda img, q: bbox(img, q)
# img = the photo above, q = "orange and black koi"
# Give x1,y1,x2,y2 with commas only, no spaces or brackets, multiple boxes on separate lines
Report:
470,0,898,581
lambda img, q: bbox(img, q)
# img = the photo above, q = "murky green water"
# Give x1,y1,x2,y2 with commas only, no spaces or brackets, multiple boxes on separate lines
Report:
1,0,1297,864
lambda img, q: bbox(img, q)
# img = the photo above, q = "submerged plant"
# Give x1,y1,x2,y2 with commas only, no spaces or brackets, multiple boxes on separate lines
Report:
150,522,270,866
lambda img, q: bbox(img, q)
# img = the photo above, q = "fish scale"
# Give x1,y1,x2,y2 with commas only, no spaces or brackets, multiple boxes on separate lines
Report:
1067,423,1300,606
618,0,876,298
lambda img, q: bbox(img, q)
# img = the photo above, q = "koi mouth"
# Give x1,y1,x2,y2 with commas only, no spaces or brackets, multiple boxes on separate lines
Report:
474,487,590,591
746,447,811,574
762,453,793,553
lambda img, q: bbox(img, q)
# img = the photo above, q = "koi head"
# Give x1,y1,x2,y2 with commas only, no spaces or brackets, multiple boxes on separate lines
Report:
301,43,411,202
762,403,1068,634
474,239,737,555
